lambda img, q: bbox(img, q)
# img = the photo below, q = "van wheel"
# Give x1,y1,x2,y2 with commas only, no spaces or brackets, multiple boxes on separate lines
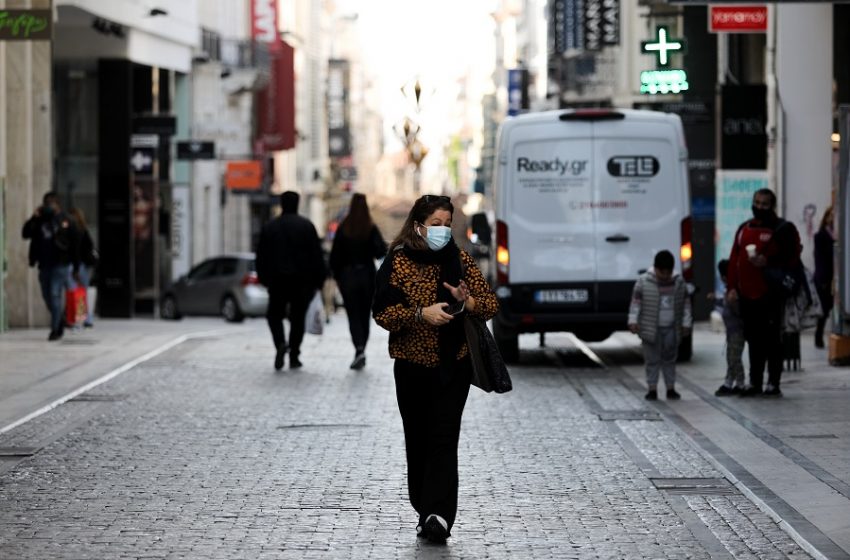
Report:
677,333,692,362
493,318,520,364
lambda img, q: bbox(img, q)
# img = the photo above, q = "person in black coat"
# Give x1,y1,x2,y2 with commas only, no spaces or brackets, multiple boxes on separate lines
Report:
813,206,835,348
329,193,387,370
256,191,327,370
22,191,80,341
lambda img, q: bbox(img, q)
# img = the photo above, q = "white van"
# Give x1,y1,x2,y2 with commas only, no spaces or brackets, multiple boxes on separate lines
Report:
490,108,693,362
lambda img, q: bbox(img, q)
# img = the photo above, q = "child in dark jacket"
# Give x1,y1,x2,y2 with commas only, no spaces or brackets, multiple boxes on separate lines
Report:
628,250,693,401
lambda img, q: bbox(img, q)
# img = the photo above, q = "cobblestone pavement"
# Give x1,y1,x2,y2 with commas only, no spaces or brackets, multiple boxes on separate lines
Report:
0,317,816,559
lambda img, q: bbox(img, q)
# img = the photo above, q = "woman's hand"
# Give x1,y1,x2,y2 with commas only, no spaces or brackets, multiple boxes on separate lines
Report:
421,303,455,326
443,280,470,302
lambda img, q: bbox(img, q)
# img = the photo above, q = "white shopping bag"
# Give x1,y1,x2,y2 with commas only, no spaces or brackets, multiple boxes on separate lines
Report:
306,291,324,335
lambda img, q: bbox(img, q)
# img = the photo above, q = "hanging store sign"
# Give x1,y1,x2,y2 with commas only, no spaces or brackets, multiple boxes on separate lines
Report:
709,6,767,33
721,84,767,169
584,0,620,51
0,9,51,41
328,59,352,158
256,41,296,152
251,0,279,51
507,69,529,116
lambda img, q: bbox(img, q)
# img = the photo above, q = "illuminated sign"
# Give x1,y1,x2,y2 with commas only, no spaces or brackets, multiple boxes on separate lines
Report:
0,10,51,41
640,70,689,95
709,6,767,33
641,26,685,67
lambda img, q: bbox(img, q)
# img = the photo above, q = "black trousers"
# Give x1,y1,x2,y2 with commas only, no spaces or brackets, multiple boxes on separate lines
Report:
815,283,833,342
394,358,471,531
266,285,314,357
740,295,784,388
338,266,374,351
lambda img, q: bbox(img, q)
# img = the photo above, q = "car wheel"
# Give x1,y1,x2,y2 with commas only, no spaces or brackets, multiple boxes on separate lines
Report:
161,295,182,320
493,316,520,364
221,295,244,323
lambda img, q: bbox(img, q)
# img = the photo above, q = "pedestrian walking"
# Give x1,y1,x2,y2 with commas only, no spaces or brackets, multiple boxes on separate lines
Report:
255,191,327,370
68,207,98,328
372,194,498,543
726,188,802,397
813,206,835,349
713,259,746,396
329,193,387,370
22,191,80,341
628,250,692,401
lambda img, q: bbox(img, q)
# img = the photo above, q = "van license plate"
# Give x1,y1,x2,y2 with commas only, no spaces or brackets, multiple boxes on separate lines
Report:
535,289,589,303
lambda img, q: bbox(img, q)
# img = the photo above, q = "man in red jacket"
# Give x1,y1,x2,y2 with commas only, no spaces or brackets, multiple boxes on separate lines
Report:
726,189,801,397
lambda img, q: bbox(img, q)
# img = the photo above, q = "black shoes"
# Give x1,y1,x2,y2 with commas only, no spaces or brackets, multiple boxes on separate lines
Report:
422,514,449,544
739,386,763,397
274,345,286,370
715,385,741,396
645,390,658,401
350,351,366,370
666,389,681,400
289,355,303,369
763,385,783,397
48,329,63,341
815,337,825,349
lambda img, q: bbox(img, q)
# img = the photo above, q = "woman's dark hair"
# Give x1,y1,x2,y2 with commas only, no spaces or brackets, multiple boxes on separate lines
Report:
68,207,88,230
820,205,834,231
339,193,373,240
654,250,675,271
390,195,454,251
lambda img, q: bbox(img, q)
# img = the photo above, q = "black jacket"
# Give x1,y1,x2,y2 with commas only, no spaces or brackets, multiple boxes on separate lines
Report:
22,211,80,271
256,213,327,290
329,225,387,280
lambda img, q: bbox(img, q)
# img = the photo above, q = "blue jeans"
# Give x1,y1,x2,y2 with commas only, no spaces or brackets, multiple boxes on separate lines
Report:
38,265,73,333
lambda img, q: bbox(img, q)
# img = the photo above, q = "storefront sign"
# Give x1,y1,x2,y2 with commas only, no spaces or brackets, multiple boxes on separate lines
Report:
507,69,529,116
640,70,689,95
225,161,263,191
0,10,51,41
710,6,767,33
176,141,215,160
721,84,767,169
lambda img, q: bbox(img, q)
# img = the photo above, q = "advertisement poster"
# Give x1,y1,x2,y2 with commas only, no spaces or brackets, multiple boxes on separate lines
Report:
715,170,769,292
171,184,191,282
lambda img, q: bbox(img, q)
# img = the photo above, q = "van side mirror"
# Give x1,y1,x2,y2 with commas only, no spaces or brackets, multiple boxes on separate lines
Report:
470,213,492,245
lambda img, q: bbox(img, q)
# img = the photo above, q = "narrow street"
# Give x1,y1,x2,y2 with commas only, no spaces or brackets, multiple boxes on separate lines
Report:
2,316,846,559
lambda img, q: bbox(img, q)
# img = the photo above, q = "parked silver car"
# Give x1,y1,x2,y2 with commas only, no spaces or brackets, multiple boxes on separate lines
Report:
161,254,268,322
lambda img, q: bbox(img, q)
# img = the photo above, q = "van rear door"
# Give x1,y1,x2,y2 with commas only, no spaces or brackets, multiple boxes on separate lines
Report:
505,120,595,287
592,118,685,285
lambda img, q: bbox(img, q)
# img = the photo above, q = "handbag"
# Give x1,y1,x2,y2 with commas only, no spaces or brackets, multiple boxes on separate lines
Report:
463,315,512,393
65,286,87,327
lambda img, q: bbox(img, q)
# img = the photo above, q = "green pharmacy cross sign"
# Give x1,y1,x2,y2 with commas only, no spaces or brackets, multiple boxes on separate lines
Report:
641,26,685,67
0,10,52,41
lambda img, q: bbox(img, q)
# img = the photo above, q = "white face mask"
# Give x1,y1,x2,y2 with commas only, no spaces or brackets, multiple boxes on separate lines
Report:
418,224,452,251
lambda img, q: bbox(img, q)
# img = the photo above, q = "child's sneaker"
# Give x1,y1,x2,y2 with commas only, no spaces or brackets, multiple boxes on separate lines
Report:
645,390,658,401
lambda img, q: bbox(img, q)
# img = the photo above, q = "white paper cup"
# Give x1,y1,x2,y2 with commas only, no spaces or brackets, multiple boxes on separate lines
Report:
745,244,757,258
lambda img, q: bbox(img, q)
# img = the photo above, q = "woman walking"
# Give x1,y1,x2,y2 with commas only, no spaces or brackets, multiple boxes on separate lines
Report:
372,195,498,543
330,194,388,369
68,207,98,328
813,206,835,348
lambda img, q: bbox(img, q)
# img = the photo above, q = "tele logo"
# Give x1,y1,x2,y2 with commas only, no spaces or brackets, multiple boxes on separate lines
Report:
517,157,588,176
607,156,659,177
